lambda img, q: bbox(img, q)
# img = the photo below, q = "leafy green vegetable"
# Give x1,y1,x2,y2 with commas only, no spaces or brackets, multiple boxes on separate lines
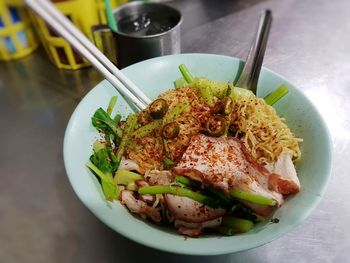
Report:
86,162,119,200
90,148,118,174
92,107,123,138
205,185,232,205
114,114,122,123
264,84,289,105
229,203,259,223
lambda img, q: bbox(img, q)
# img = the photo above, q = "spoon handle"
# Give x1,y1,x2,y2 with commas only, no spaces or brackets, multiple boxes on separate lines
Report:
235,9,272,94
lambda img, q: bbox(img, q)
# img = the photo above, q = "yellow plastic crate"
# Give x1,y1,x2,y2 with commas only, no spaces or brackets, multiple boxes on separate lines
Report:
0,0,39,61
30,0,100,70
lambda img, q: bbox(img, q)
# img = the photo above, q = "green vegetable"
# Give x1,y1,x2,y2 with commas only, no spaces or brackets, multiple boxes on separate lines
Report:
163,100,190,124
114,169,144,185
163,157,177,169
194,77,228,99
229,189,277,206
175,175,201,188
86,162,119,200
132,119,162,139
229,203,259,222
92,140,105,152
218,226,237,236
264,84,289,105
90,148,117,174
138,185,221,208
114,114,122,123
174,77,187,88
92,107,123,138
107,96,117,116
115,114,137,167
205,185,232,204
175,175,192,186
179,64,194,83
222,216,254,233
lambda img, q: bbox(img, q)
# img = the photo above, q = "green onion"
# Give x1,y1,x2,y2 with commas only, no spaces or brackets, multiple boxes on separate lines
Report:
179,64,194,83
264,84,289,105
222,216,254,233
229,189,276,206
107,96,117,116
138,185,221,208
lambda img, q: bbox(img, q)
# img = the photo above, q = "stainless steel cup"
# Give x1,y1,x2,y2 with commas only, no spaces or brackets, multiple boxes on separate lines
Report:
113,2,182,68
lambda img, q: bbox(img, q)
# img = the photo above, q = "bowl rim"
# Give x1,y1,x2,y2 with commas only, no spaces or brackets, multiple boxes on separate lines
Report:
63,53,333,255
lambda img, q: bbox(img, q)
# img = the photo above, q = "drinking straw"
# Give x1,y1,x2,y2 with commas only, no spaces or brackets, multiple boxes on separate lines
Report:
104,0,118,32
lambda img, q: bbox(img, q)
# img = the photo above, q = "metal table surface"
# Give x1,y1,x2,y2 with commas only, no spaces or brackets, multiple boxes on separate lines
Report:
1,0,349,262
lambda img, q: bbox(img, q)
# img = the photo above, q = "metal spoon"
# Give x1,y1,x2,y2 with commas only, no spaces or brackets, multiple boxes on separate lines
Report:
235,9,272,94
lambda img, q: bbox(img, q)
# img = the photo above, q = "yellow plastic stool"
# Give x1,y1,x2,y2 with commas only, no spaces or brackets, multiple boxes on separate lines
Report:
0,0,39,61
30,0,100,70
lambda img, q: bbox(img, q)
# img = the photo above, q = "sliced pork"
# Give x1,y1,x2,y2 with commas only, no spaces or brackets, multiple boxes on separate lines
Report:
172,134,285,214
120,190,161,222
164,195,225,223
265,152,300,195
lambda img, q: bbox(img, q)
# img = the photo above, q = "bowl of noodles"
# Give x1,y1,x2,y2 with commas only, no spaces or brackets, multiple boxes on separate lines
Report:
63,53,332,255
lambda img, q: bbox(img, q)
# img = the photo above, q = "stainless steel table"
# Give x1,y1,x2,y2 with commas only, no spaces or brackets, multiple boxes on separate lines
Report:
1,0,348,262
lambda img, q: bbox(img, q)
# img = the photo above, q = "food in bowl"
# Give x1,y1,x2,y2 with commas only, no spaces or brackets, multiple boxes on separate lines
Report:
86,64,302,237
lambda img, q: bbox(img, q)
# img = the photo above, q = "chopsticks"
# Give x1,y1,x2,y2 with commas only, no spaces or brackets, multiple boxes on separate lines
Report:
24,0,151,111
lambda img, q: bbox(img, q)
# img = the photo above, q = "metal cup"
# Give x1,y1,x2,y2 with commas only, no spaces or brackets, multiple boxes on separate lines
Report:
113,2,182,68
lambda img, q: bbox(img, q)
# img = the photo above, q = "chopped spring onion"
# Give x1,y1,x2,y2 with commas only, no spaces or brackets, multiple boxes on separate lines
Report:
264,84,289,105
